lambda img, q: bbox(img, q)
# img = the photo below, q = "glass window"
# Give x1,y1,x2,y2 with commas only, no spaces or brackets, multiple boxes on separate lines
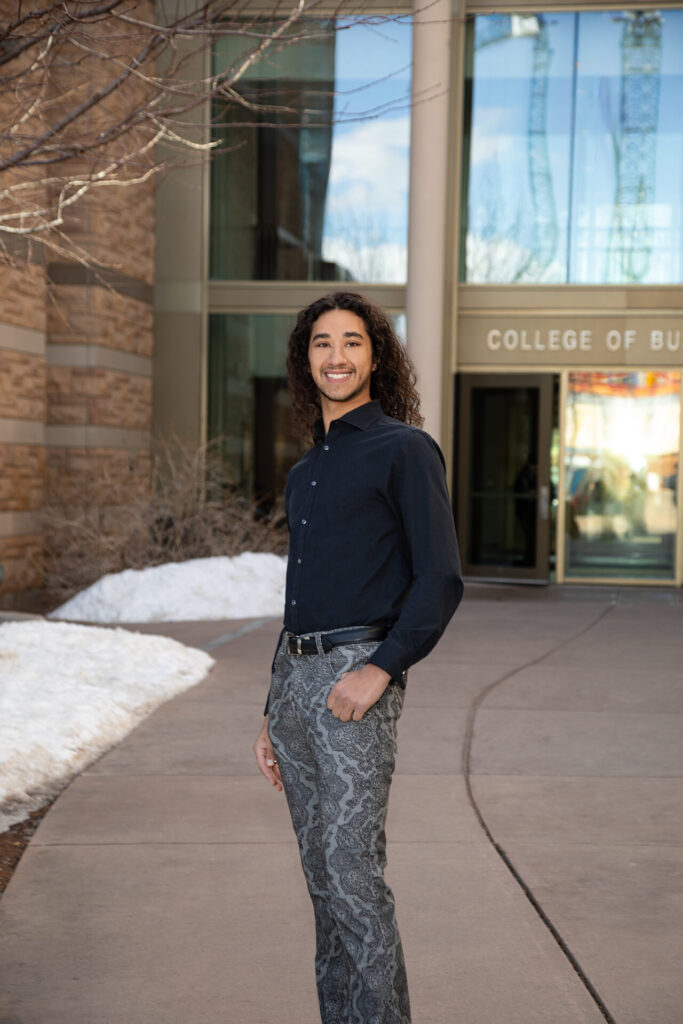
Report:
208,314,301,499
208,310,407,498
210,18,412,283
564,371,680,579
463,10,683,284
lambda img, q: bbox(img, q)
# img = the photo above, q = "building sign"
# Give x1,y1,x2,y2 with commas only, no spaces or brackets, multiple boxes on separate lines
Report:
458,316,683,368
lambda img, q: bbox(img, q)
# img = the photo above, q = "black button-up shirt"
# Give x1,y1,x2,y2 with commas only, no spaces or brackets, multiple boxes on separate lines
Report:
267,400,463,708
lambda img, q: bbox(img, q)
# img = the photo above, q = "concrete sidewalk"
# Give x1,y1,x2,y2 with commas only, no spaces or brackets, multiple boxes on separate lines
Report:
1,586,682,1024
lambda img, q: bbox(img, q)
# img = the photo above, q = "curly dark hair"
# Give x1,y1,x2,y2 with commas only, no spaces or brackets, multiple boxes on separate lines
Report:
286,291,423,440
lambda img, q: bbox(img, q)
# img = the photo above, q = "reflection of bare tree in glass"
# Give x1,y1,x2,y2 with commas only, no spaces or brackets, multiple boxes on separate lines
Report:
606,11,662,283
527,15,559,276
324,208,406,282
466,163,532,282
467,14,559,283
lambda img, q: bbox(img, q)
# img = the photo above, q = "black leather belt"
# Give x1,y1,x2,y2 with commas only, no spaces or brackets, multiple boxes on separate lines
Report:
286,625,388,656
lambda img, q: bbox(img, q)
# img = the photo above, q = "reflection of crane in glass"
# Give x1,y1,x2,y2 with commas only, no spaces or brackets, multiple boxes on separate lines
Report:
607,10,662,282
527,16,558,275
474,15,558,278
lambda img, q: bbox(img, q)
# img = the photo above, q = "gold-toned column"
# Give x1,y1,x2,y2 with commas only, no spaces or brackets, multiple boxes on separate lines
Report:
406,0,454,446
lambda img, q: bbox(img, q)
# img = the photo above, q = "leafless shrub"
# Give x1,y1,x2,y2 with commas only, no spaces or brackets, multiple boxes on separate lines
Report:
39,437,288,607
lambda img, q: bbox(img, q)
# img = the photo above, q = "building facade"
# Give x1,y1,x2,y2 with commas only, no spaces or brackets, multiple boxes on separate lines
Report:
2,2,682,607
0,7,155,610
156,0,683,588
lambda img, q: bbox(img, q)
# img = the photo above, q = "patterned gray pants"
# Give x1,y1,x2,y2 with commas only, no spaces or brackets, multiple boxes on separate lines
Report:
268,631,411,1024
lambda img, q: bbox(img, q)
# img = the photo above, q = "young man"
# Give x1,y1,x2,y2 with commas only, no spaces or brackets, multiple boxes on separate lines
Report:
253,292,463,1024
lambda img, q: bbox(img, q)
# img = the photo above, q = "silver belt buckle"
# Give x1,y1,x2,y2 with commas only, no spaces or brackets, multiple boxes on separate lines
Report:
296,636,303,656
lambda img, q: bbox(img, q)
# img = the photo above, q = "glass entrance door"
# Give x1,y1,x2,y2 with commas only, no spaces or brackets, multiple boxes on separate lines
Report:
457,374,554,581
563,371,681,581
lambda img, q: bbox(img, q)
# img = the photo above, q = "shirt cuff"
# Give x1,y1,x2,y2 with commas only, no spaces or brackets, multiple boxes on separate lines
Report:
367,636,408,684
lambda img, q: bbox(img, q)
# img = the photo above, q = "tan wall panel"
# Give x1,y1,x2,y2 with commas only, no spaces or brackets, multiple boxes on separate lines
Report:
153,312,204,448
0,419,45,444
45,425,151,450
0,510,42,538
0,322,45,355
458,313,683,369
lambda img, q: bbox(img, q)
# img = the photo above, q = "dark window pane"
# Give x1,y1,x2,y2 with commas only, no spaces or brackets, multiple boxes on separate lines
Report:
208,314,302,499
468,387,539,567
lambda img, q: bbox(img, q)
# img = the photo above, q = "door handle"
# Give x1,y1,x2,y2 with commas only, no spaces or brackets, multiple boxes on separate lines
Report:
539,485,549,520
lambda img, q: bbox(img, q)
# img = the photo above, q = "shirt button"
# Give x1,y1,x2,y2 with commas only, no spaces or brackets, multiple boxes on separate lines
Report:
291,599,297,606
322,445,330,451
297,558,302,564
301,518,307,525
311,480,317,486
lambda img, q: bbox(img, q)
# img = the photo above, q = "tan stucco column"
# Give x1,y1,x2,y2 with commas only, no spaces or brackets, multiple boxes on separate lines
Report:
405,0,454,446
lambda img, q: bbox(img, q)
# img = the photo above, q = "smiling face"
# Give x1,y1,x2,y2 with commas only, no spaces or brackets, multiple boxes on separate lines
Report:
308,308,376,424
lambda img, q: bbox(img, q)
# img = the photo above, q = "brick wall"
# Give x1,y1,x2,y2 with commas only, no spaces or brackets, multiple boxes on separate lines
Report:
47,368,152,430
47,286,154,356
46,447,151,508
0,349,47,421
0,4,157,610
0,536,43,609
0,259,47,606
0,445,46,512
0,264,47,334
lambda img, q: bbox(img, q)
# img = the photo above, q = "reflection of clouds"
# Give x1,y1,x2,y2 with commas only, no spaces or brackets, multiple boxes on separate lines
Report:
470,107,516,165
327,116,409,212
466,233,564,283
322,115,409,282
322,237,406,283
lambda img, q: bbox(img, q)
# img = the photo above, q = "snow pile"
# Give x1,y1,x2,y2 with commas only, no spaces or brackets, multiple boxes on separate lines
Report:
50,552,287,624
0,620,214,832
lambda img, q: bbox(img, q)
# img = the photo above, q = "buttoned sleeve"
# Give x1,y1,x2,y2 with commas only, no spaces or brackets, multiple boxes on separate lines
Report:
367,429,463,682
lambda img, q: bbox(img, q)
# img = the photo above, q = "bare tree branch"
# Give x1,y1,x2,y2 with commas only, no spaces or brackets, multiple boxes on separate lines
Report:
0,0,411,269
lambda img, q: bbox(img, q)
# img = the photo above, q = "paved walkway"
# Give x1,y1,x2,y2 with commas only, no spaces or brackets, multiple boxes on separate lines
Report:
1,585,682,1024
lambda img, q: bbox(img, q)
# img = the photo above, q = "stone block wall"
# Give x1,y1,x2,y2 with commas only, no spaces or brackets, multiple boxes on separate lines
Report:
0,260,48,607
0,4,157,610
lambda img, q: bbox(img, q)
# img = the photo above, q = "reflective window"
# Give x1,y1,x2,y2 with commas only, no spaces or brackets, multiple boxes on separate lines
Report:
208,311,406,497
210,19,412,283
564,371,680,578
463,10,683,284
208,314,301,499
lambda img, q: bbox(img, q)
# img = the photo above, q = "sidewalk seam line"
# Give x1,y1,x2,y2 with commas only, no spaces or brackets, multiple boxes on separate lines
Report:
463,599,620,1024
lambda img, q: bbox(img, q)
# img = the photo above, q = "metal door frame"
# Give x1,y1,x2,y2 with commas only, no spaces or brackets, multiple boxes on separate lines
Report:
456,372,554,582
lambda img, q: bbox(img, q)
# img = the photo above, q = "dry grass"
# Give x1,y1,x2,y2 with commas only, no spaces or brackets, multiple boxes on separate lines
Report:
40,438,288,608
0,802,53,897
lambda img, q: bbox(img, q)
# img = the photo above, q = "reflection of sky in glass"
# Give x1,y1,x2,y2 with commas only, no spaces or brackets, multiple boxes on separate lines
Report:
465,10,683,284
322,19,412,282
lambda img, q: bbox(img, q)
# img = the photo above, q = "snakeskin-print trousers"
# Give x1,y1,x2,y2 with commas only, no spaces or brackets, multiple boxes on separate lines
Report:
268,631,411,1024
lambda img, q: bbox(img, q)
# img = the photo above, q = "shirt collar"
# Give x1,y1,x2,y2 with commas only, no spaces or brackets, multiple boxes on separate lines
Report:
313,400,385,441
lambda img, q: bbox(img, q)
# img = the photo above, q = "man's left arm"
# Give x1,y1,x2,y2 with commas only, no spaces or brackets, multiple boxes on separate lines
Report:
327,430,463,722
367,430,464,683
